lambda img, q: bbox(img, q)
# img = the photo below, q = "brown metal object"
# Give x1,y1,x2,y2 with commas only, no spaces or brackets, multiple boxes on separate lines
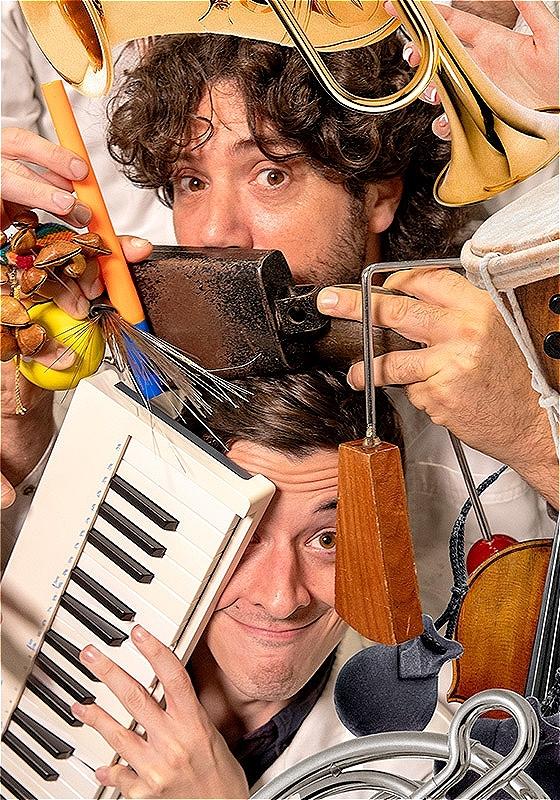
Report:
129,246,420,378
335,440,423,645
448,539,552,704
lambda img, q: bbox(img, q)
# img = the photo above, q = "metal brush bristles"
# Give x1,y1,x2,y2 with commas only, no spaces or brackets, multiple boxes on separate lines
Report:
54,306,251,442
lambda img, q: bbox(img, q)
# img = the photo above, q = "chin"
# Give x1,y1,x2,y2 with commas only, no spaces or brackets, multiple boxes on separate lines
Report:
230,661,309,701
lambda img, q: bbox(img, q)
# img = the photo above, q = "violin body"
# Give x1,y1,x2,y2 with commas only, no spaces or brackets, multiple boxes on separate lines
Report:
449,538,552,703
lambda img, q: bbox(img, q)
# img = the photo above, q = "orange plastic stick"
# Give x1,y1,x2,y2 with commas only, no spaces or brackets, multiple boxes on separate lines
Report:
41,80,145,326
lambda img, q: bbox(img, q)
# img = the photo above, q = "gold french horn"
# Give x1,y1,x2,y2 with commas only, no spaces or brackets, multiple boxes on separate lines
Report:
19,0,559,206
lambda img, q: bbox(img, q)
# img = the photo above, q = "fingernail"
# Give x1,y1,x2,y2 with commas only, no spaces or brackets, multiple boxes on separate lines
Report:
428,87,439,104
317,289,339,309
347,367,358,390
1,481,16,508
132,625,148,642
71,203,92,227
130,237,149,249
81,645,100,663
438,113,449,127
52,191,75,212
72,703,86,720
70,158,88,180
402,44,414,64
89,278,105,299
53,347,77,369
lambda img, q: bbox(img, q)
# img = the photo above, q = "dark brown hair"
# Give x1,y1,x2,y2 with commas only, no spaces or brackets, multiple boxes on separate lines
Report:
189,369,402,457
108,33,465,260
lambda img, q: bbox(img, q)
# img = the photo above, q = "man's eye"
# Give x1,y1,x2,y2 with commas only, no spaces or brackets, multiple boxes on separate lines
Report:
255,168,287,188
178,176,207,193
308,530,336,552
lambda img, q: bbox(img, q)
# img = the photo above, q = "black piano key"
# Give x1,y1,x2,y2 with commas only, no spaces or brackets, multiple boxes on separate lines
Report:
98,503,166,557
36,652,95,704
0,769,36,800
2,732,58,782
43,630,99,683
70,566,135,621
88,528,154,583
11,709,74,759
26,675,82,727
110,474,179,530
60,594,128,647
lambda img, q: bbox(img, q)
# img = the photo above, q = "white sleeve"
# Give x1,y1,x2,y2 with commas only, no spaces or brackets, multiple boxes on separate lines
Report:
1,1,44,132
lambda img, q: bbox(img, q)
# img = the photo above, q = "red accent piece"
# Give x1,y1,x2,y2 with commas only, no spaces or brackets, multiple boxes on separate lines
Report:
466,533,518,574
16,254,35,270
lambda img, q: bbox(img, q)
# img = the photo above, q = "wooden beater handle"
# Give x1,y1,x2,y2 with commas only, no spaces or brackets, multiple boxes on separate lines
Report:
335,440,423,645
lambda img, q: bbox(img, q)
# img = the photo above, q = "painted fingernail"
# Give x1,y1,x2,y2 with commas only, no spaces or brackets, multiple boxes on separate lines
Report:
70,158,88,180
130,237,150,249
438,113,449,127
317,289,339,309
71,203,92,227
81,645,101,663
52,191,75,212
347,367,358,390
402,44,414,64
132,625,148,641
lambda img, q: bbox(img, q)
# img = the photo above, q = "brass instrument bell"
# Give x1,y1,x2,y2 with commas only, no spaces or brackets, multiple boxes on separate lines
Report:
19,0,559,206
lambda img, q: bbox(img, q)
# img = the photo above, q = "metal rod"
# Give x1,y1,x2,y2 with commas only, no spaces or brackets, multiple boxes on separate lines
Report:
448,431,493,542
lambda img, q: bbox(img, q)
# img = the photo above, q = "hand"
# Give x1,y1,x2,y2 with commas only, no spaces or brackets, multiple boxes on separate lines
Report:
385,1,559,139
1,471,15,508
317,269,559,505
72,626,249,800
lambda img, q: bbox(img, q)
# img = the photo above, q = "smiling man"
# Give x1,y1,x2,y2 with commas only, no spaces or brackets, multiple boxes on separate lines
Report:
67,370,451,799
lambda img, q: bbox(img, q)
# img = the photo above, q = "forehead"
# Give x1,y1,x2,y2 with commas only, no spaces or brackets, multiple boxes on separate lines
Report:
228,440,339,495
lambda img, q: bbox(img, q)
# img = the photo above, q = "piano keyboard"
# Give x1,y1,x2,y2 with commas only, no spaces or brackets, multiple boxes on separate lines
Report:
1,370,275,799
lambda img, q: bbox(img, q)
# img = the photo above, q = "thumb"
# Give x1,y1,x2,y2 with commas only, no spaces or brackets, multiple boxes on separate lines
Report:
119,235,153,264
1,473,16,508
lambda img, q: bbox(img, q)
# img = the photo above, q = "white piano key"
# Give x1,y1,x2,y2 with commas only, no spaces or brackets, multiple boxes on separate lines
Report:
9,724,100,798
94,514,212,589
77,550,181,640
51,609,154,687
1,749,62,800
121,440,239,535
67,574,177,647
18,692,117,770
82,543,191,624
41,642,131,728
105,484,225,558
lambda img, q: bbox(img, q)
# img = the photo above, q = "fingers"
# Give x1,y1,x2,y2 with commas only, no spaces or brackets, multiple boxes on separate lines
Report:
1,473,16,508
77,257,104,300
72,699,146,768
383,268,485,312
512,1,558,39
436,4,501,47
432,113,451,141
128,626,198,719
30,336,77,370
2,128,88,182
317,285,452,346
119,236,153,264
95,764,140,796
347,344,447,390
40,273,90,319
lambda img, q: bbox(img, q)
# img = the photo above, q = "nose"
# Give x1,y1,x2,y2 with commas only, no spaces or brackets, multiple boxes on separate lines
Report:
248,544,312,620
196,184,254,249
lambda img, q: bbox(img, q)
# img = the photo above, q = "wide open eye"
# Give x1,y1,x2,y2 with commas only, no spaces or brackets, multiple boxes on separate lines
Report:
176,175,207,193
254,168,288,188
307,529,337,552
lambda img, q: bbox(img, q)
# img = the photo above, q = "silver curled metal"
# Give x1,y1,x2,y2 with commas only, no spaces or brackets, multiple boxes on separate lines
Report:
251,689,546,800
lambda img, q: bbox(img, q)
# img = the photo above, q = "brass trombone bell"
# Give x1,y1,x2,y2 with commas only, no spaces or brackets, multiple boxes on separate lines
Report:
19,0,559,206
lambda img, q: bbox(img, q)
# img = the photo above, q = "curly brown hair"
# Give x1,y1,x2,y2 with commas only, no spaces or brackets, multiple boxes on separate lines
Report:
107,33,465,261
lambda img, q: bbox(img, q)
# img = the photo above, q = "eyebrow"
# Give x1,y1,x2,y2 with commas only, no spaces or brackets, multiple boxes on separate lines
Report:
315,498,338,513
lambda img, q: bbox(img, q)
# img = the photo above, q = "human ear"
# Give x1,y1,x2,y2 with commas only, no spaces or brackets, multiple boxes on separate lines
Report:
365,177,403,234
